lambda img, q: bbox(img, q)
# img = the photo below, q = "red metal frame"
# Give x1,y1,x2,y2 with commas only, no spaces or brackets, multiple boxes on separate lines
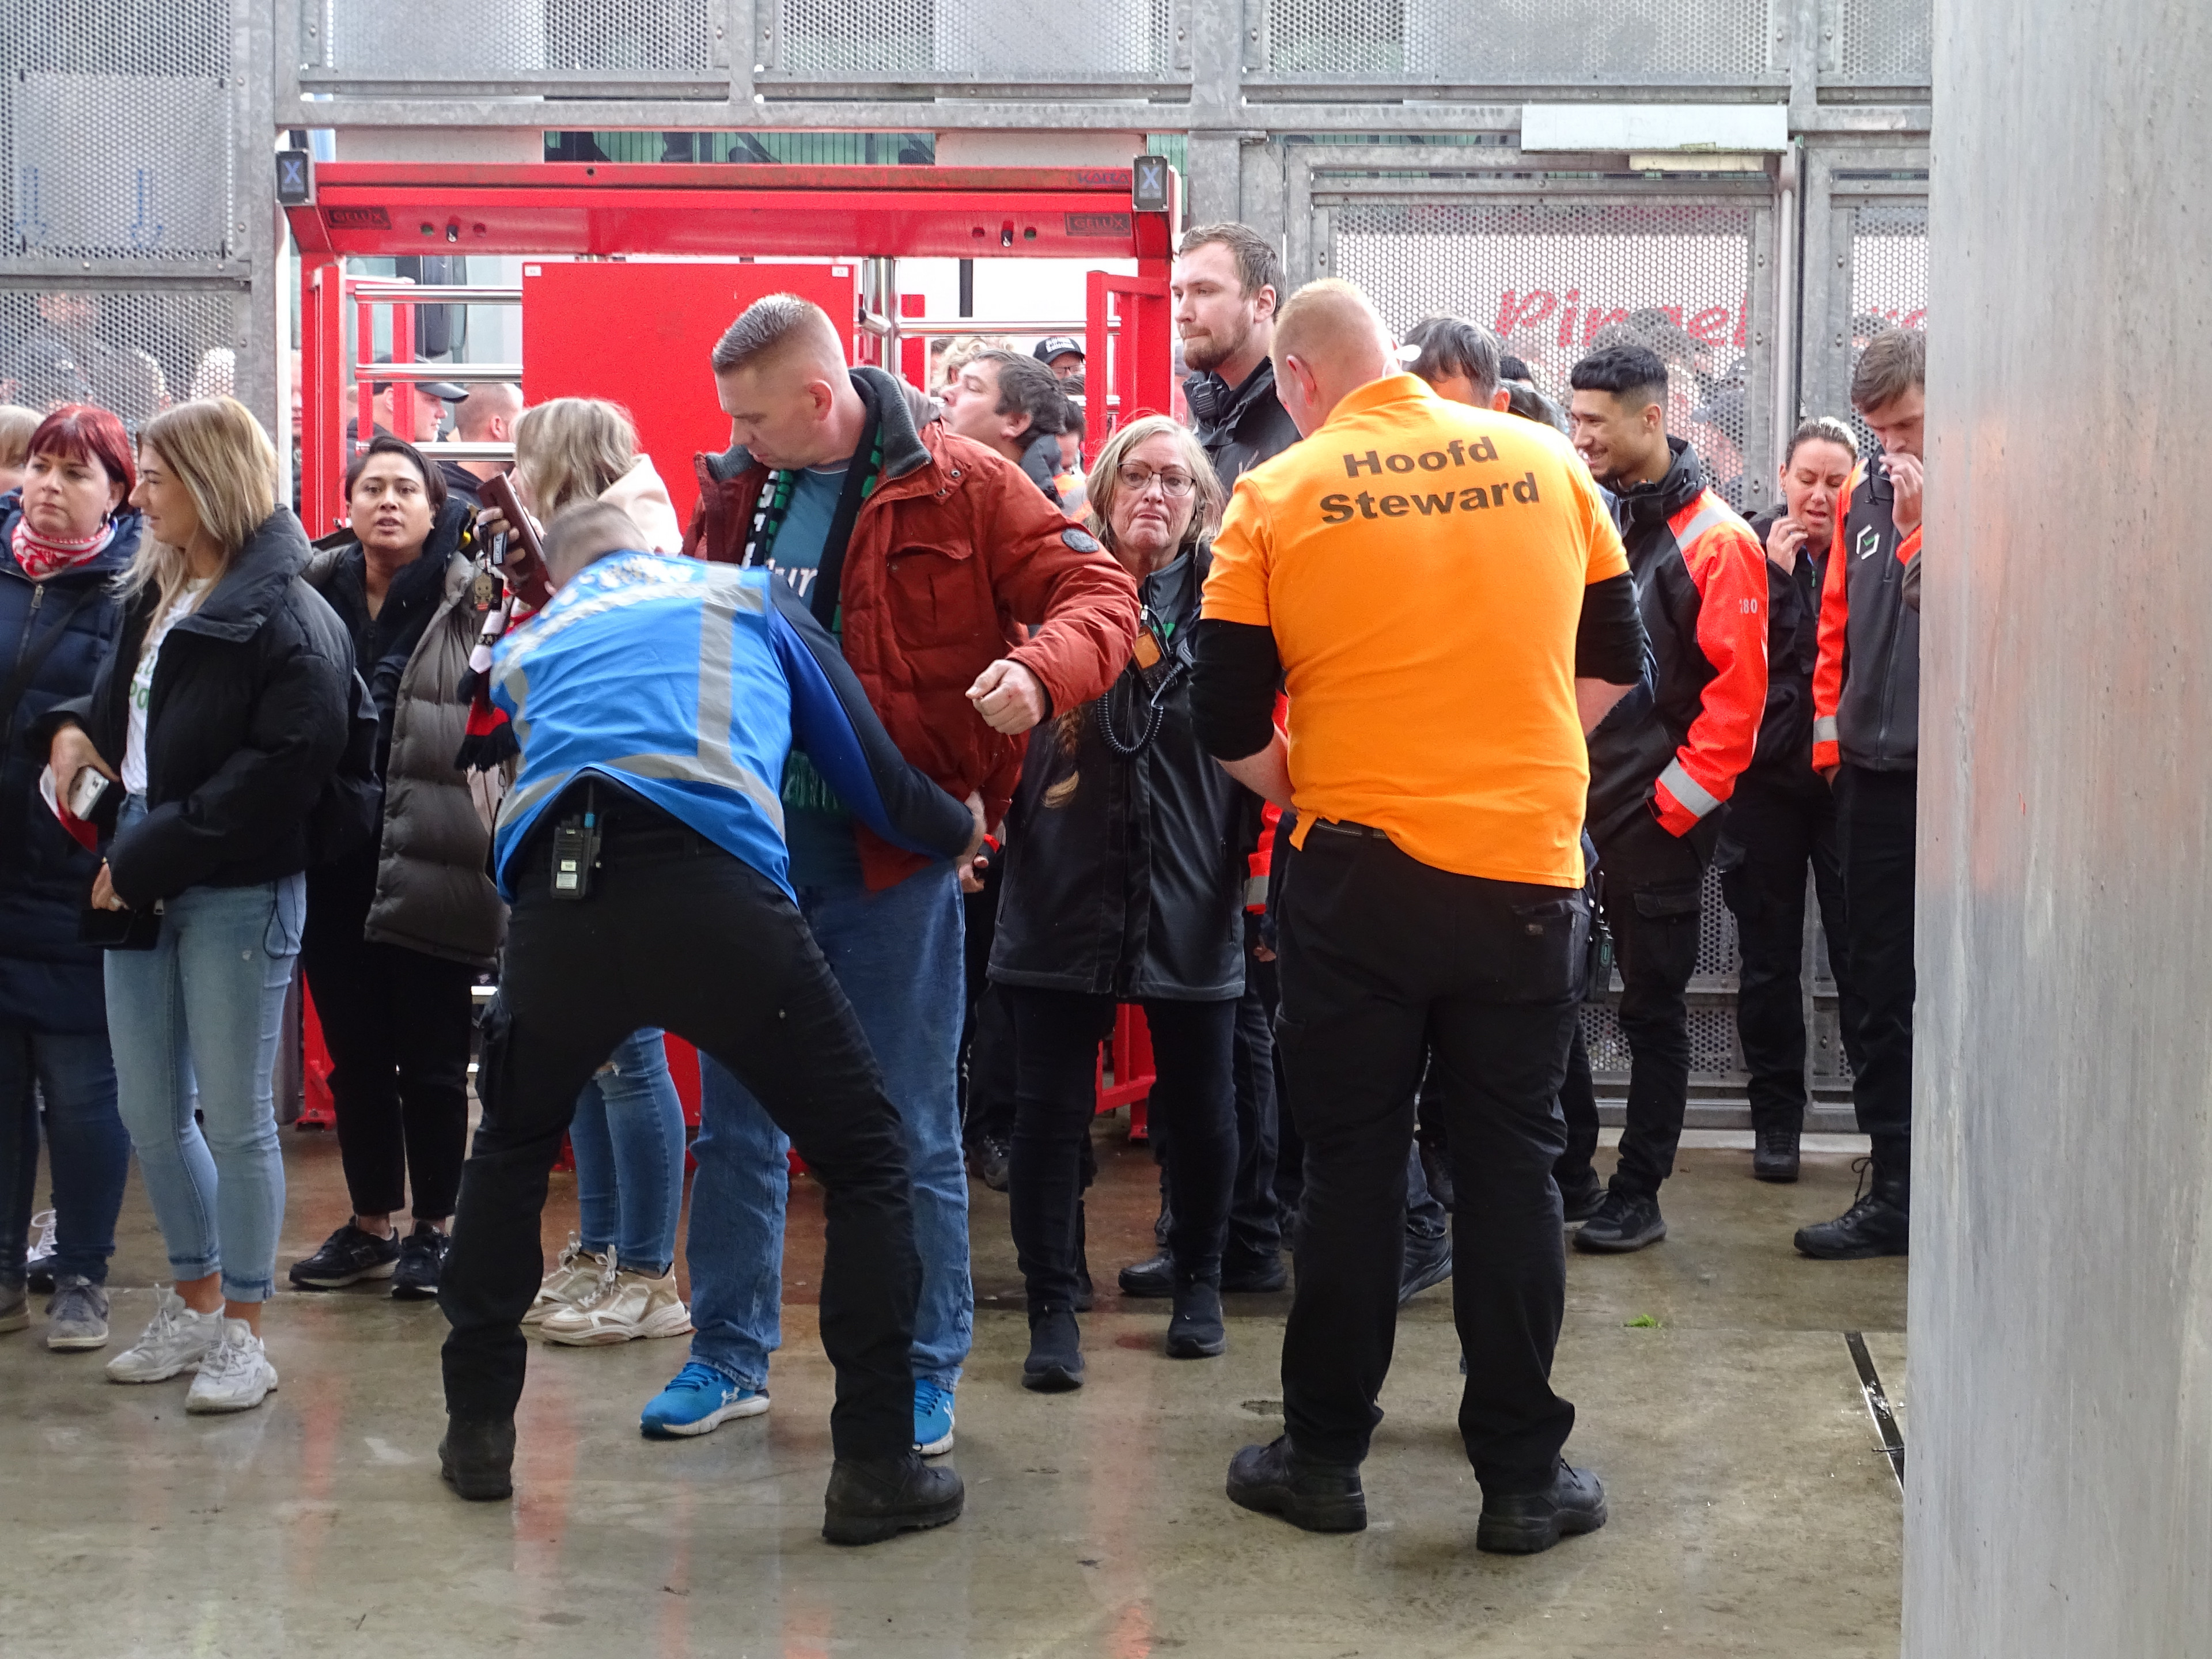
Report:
287,161,1175,532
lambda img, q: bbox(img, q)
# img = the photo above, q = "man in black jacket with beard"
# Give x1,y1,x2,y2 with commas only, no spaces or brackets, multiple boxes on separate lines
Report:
1116,223,1302,1302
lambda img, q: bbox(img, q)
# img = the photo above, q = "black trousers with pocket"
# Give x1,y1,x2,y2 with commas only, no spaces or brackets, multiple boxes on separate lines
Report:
1003,988,1237,1312
1715,770,1866,1133
1834,766,1916,1174
302,844,475,1222
439,801,921,1461
1275,821,1582,1490
1590,808,1715,1200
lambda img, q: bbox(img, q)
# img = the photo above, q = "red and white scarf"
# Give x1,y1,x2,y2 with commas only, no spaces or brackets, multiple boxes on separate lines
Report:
10,517,114,582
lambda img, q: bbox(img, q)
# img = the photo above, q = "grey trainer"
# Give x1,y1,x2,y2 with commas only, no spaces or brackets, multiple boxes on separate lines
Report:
46,1275,111,1351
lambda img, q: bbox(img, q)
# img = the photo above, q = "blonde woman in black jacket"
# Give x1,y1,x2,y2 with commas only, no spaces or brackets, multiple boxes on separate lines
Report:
37,398,351,1415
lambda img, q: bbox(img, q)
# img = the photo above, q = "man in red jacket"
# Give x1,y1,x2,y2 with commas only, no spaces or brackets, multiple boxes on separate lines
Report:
1567,341,1770,1254
637,295,1139,1455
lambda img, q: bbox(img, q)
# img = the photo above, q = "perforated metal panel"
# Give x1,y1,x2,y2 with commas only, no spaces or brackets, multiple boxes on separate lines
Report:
1267,0,1778,82
1841,202,1927,452
0,289,241,432
316,0,714,75
1332,198,1763,512
1580,1002,1746,1082
775,0,1169,79
1836,0,1932,85
1,0,236,266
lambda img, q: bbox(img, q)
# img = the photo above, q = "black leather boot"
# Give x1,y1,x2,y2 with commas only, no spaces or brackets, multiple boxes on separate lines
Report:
1118,1250,1173,1297
1165,1279,1226,1358
1752,1122,1802,1183
1794,1159,1908,1258
822,1452,965,1546
1022,1306,1084,1392
438,1415,516,1501
1226,1435,1366,1532
1476,1460,1608,1554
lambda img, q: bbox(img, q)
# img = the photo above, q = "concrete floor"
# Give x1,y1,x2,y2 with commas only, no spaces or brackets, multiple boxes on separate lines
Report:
0,1118,1904,1658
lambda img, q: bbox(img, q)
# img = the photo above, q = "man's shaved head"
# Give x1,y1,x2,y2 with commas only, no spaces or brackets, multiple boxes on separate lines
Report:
542,501,645,586
710,293,847,378
1270,279,1397,437
453,381,522,440
709,293,865,471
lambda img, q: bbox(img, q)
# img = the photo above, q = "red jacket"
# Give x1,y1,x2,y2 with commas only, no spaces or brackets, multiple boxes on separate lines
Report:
684,368,1141,888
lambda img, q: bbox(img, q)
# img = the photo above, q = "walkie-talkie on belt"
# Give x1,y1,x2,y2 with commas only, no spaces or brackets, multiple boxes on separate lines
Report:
551,783,603,900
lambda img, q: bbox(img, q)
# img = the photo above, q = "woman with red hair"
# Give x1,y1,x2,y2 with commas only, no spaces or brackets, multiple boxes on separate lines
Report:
0,404,141,1354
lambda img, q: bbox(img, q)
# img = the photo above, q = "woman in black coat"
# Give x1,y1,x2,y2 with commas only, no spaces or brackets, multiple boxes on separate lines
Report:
0,406,139,1351
989,414,1251,1388
37,397,351,1416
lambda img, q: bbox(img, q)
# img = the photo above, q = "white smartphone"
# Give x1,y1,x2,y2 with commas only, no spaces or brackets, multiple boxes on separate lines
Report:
67,766,109,820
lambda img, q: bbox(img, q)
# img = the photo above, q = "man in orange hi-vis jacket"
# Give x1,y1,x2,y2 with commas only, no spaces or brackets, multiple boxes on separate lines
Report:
1566,340,1771,1256
1800,327,1925,1262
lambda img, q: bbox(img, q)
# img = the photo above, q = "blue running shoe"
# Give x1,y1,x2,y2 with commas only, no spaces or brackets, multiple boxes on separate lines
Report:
914,1378,956,1456
641,1361,769,1439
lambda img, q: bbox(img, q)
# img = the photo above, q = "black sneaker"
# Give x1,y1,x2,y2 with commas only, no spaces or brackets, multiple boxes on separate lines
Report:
1476,1460,1608,1554
1571,1189,1668,1253
1794,1159,1909,1259
1752,1123,1802,1183
1165,1280,1226,1359
438,1415,516,1502
1556,1166,1607,1222
392,1222,451,1300
289,1222,402,1289
1118,1249,1174,1298
822,1452,964,1546
1226,1435,1367,1533
1221,1253,1287,1294
971,1135,1010,1193
1398,1229,1453,1304
1022,1306,1084,1392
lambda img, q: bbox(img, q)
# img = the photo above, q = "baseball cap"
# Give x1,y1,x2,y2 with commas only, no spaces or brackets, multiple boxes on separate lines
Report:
420,381,468,402
1033,336,1085,364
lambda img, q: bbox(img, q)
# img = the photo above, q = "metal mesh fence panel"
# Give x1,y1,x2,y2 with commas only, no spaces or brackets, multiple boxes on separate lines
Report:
319,0,714,75
0,289,241,434
1333,198,1762,513
1581,1002,1745,1082
1836,0,1931,85
2,0,235,266
777,0,1169,78
1269,0,1777,81
1840,202,1926,453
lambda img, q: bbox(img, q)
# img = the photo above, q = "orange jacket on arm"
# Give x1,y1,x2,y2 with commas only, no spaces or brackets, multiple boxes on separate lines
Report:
1650,498,1770,835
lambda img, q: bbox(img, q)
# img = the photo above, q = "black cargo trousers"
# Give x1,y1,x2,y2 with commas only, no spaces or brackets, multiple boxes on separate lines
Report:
440,800,922,1463
1274,820,1584,1494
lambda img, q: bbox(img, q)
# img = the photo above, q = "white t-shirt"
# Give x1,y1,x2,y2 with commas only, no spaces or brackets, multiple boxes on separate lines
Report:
121,578,211,796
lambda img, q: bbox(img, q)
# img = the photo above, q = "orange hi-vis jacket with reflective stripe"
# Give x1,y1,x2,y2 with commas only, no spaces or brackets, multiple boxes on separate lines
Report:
1812,460,1922,774
1585,438,1770,848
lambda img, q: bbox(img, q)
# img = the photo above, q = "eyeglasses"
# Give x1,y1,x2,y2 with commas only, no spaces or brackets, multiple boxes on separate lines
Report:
1115,465,1196,499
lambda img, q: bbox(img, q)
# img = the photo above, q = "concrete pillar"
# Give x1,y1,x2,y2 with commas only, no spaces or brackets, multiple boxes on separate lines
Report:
1911,2,2212,1654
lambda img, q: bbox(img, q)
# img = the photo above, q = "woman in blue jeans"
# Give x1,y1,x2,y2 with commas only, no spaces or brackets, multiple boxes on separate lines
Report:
0,406,141,1353
524,1028,693,1346
37,397,351,1415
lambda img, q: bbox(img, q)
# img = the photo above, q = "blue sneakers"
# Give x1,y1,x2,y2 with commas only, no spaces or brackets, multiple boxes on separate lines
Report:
914,1378,956,1456
641,1361,770,1439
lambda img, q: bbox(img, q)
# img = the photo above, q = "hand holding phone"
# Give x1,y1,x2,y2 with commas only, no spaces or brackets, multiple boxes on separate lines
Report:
480,474,553,609
67,764,110,820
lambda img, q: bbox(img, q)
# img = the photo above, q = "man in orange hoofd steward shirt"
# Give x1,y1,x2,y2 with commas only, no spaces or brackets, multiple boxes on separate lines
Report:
1192,278,1646,1553
1798,327,1925,1261
1566,341,1770,1255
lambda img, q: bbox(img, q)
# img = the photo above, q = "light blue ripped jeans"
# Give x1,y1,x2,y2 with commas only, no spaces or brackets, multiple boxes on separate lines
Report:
104,796,304,1303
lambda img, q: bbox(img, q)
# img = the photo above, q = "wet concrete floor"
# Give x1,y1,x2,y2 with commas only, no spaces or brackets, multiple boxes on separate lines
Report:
0,1118,1904,1657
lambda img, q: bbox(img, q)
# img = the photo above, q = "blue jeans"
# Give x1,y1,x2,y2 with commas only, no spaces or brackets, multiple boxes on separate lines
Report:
0,1027,129,1286
686,862,969,1391
104,798,304,1302
568,1028,685,1278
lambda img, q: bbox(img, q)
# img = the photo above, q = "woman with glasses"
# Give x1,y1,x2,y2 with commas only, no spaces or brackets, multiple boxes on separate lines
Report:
987,414,1253,1390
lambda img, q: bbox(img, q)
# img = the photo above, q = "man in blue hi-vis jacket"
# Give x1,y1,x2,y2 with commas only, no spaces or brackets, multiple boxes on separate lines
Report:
435,501,983,1547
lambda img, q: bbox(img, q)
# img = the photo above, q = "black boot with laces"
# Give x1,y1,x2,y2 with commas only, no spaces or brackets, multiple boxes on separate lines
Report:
1794,1158,1909,1259
1752,1121,1801,1183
